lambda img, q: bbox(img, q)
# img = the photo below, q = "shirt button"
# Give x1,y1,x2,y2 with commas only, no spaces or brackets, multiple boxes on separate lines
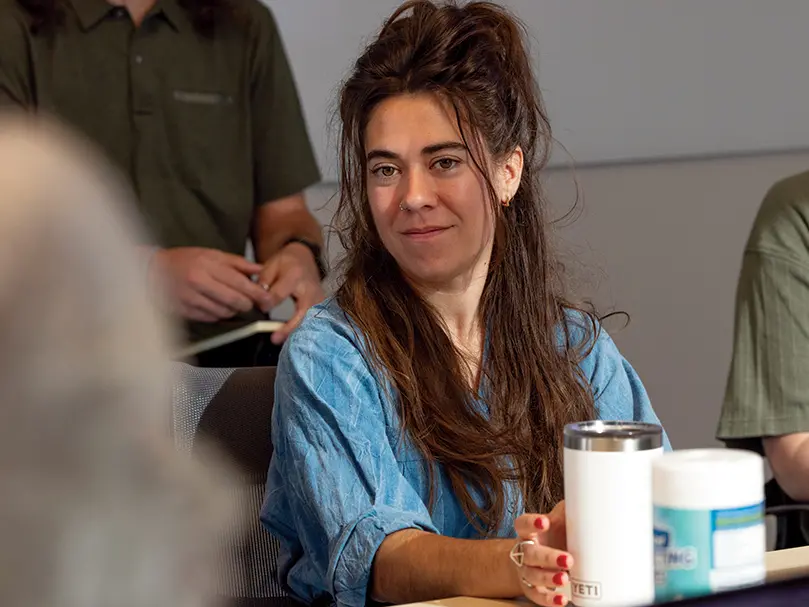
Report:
134,55,143,64
113,7,126,18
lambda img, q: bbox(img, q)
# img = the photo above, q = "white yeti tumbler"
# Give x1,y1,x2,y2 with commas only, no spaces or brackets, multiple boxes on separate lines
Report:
564,421,663,607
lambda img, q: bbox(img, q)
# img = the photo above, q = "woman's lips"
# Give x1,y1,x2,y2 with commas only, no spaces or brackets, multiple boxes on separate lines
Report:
401,226,451,240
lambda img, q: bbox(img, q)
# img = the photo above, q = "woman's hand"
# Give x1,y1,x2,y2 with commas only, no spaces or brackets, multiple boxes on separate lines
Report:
511,501,572,606
540,500,567,550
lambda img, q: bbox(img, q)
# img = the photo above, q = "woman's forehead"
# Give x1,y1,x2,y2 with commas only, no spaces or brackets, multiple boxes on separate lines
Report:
363,92,490,163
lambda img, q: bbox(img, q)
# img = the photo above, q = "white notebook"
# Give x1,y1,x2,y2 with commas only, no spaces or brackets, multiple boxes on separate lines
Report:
176,320,284,359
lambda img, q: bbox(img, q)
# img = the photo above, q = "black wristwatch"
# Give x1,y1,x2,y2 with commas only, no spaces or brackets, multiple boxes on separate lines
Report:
284,237,327,281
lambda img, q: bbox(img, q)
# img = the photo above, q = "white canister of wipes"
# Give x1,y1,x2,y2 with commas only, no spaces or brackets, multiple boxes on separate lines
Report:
653,449,766,602
564,421,664,607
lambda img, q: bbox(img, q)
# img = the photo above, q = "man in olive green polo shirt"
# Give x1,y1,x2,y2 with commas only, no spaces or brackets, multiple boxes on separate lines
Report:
718,170,809,505
0,0,325,362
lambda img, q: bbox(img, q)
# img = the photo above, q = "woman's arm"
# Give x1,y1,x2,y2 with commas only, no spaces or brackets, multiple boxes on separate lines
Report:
372,531,519,602
263,312,573,607
372,510,572,607
262,316,444,607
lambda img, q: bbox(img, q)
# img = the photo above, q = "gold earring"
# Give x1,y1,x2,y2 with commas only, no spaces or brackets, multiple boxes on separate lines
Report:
502,197,512,207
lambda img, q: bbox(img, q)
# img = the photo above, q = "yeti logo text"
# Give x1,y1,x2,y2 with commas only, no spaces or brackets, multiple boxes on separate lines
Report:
571,579,602,600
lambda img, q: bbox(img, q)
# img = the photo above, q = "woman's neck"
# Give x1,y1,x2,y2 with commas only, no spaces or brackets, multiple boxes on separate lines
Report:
429,289,483,354
414,270,487,386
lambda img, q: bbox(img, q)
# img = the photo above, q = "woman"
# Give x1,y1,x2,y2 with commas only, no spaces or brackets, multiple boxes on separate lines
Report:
261,2,669,607
0,113,230,607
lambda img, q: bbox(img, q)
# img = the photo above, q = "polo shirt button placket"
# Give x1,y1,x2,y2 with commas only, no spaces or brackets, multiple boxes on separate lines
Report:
131,41,153,117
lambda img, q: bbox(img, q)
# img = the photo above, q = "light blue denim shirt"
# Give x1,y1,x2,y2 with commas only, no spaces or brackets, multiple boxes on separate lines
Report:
261,298,669,607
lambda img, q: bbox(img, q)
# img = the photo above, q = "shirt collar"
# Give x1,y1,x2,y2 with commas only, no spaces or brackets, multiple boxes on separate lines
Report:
68,0,190,32
68,0,112,30
158,0,191,33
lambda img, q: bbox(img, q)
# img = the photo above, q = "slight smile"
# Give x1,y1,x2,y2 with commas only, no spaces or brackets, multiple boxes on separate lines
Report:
401,226,452,241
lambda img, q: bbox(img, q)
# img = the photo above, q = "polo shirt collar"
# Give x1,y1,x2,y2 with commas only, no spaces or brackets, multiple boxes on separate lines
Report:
158,0,192,33
69,0,112,30
68,0,191,32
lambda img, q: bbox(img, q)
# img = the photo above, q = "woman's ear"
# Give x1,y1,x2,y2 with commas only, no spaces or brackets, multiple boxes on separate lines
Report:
496,146,524,206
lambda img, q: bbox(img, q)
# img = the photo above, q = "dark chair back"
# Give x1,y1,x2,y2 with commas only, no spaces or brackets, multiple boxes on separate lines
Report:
765,478,809,550
723,437,809,551
171,363,296,604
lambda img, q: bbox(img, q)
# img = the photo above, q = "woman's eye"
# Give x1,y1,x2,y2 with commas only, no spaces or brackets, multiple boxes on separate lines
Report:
373,166,397,178
435,158,458,171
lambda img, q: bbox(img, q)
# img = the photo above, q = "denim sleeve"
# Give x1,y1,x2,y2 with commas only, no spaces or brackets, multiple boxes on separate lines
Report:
262,322,438,607
579,324,673,450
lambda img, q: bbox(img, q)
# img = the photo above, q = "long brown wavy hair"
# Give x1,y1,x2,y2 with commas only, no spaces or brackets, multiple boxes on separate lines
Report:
17,0,236,35
334,0,599,533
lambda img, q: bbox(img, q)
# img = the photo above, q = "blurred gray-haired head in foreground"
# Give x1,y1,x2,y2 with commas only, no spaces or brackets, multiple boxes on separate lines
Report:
0,113,231,607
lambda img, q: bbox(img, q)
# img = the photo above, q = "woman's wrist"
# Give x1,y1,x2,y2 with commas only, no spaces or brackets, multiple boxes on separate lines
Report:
457,539,523,599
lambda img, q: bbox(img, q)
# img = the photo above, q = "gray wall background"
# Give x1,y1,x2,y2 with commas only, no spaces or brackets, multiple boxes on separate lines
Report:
269,0,809,180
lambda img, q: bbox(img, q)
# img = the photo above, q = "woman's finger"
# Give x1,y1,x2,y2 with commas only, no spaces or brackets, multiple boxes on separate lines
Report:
515,513,551,538
522,582,569,607
522,542,573,571
521,540,573,570
515,507,567,551
522,567,569,590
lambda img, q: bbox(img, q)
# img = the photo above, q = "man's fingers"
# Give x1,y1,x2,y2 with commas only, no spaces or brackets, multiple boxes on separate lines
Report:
190,272,259,314
218,252,263,276
181,305,220,323
263,271,299,310
211,265,273,311
270,309,307,345
181,289,237,320
256,258,284,307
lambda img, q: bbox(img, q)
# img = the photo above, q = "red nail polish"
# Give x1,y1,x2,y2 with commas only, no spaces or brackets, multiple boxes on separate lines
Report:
534,517,548,530
557,555,569,569
553,595,567,606
553,572,566,586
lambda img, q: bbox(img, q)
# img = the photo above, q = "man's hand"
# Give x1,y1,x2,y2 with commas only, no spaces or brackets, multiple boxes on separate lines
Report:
257,241,326,344
151,247,272,323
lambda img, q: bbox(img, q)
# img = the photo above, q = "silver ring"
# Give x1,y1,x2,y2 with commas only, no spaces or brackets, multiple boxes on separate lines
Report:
521,577,535,589
260,283,270,292
509,539,534,568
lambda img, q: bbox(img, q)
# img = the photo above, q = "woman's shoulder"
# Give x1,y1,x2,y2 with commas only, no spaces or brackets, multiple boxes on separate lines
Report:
560,308,666,437
280,297,373,375
558,308,633,390
275,297,395,427
558,307,609,357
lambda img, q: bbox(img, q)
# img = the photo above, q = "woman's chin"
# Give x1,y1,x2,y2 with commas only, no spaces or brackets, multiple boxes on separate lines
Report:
398,264,464,289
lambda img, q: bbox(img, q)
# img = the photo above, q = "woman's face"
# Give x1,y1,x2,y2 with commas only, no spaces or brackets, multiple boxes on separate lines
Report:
364,92,522,290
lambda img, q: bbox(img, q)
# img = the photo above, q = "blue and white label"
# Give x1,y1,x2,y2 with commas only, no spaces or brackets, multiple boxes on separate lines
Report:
654,503,766,602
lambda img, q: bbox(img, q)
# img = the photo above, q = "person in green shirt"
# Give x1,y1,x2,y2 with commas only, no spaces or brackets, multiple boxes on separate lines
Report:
718,169,809,505
0,0,326,364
